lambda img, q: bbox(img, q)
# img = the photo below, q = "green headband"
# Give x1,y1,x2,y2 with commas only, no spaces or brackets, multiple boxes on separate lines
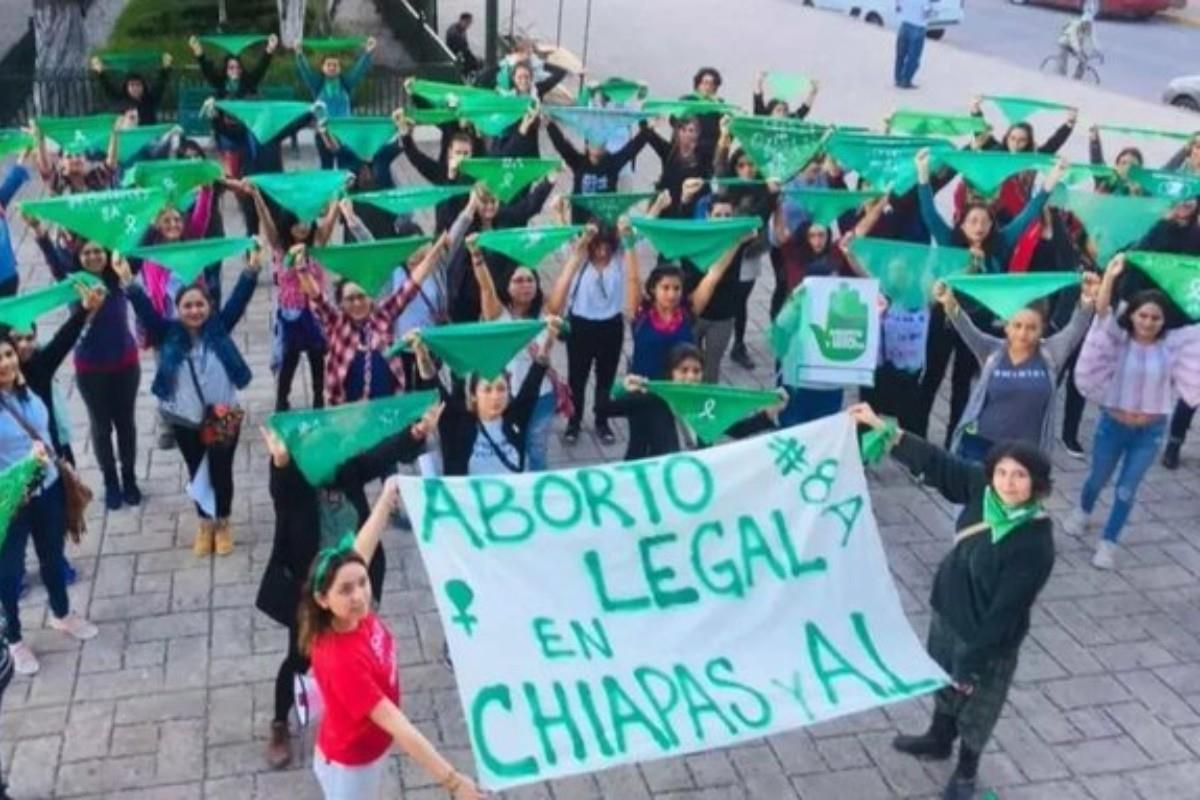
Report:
312,531,357,588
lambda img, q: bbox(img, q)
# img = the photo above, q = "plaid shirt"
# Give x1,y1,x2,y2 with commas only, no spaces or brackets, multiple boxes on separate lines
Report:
311,282,421,406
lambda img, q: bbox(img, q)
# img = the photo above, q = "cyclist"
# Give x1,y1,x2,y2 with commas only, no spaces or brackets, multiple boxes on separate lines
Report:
1056,10,1101,80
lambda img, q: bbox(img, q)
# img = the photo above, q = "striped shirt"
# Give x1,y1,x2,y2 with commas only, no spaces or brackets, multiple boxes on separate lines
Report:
1075,314,1200,416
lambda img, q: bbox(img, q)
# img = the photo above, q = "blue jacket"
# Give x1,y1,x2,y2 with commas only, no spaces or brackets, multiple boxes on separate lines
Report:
0,165,30,284
919,182,1050,273
126,268,259,401
297,52,372,119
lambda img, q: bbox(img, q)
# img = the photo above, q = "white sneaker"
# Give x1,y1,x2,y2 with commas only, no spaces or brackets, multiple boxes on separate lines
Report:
9,641,39,675
49,613,98,641
1092,540,1118,571
1061,507,1091,537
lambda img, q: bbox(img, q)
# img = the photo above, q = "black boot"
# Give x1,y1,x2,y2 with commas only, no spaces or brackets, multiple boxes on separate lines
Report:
892,712,957,760
1163,440,1182,471
942,746,980,799
103,470,122,512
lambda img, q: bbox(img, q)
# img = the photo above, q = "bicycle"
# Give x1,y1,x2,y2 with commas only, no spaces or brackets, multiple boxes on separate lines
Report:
1039,50,1104,85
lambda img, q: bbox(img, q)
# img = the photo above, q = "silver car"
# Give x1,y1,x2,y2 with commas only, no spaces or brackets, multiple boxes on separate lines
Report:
1164,75,1200,112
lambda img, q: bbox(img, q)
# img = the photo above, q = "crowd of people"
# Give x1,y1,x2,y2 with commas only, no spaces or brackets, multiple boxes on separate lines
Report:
0,24,1196,800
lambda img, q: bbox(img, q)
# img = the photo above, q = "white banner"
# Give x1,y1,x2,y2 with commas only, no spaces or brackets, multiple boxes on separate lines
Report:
397,414,947,790
781,276,881,386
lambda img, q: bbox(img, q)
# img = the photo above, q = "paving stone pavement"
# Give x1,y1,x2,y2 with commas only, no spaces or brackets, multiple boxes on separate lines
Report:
5,2,1200,796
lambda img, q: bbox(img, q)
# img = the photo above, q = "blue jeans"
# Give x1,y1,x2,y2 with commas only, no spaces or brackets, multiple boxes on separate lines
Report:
525,392,557,472
895,22,927,87
779,385,844,427
0,479,69,643
955,432,994,465
1080,410,1166,543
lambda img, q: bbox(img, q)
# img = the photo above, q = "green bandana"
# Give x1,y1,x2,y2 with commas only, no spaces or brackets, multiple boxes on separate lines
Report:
0,456,44,550
0,129,34,157
121,158,223,202
982,487,1043,544
936,150,1054,196
248,170,348,223
784,188,882,226
128,237,254,285
324,117,398,162
1060,162,1119,189
643,381,780,444
301,37,366,52
310,236,433,296
312,531,356,586
859,417,899,466
458,157,558,203
407,79,495,108
983,95,1072,124
769,285,805,359
594,77,647,105
37,114,118,155
97,50,161,73
20,188,167,252
115,123,177,164
632,216,760,272
888,109,988,139
711,178,767,190
352,185,470,218
404,106,459,127
642,97,736,119
728,116,829,180
0,274,102,333
764,72,812,103
455,95,533,137
214,100,313,144
849,238,972,310
1127,166,1200,201
569,191,656,225
1126,250,1200,320
944,272,1079,320
474,225,583,268
544,106,650,145
1050,188,1173,264
825,132,950,194
390,319,546,379
267,390,437,488
198,34,268,55
1095,124,1192,143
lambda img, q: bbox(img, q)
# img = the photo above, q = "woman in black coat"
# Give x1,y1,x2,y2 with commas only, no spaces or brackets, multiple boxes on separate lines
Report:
849,402,1056,800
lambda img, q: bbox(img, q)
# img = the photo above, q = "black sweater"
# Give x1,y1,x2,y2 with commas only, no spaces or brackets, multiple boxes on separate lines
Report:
600,390,776,461
645,127,712,219
21,307,88,456
437,361,547,476
891,433,1055,683
400,132,474,232
546,121,651,200
96,68,171,125
257,428,424,628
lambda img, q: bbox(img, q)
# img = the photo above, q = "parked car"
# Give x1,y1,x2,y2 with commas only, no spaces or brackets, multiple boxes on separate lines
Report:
806,0,965,39
1007,0,1172,20
1164,75,1200,112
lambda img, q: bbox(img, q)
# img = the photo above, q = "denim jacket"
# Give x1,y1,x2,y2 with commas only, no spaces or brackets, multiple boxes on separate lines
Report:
126,269,259,401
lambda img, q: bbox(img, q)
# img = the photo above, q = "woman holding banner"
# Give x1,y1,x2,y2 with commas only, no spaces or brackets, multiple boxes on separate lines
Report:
848,402,1055,800
299,479,484,800
1065,255,1200,569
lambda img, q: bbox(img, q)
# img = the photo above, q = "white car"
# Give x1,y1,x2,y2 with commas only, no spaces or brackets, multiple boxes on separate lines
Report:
807,0,966,39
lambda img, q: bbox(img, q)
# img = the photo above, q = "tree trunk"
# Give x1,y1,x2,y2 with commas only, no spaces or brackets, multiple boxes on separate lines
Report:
32,0,88,116
277,0,306,49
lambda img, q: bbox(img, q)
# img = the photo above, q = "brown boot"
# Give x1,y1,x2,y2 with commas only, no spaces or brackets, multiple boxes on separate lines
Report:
214,518,234,555
193,520,215,557
265,720,291,769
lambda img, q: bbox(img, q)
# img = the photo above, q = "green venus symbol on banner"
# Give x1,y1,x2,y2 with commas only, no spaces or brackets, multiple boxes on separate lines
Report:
810,283,869,362
445,580,478,636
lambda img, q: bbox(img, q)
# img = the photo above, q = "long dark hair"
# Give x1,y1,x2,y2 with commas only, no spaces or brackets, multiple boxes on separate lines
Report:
665,342,703,376
984,440,1053,500
297,549,368,656
1003,122,1036,153
1117,290,1169,340
498,265,544,318
950,202,1001,255
642,263,685,310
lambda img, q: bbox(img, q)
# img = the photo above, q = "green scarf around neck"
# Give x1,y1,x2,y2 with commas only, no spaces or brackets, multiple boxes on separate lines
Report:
982,487,1043,544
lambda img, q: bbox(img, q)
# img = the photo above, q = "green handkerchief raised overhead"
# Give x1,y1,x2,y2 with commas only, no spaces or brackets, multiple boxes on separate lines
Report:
1126,250,1200,320
644,381,781,444
849,238,972,311
0,274,102,333
944,272,1079,320
310,236,434,296
248,170,349,223
128,237,255,285
19,188,167,252
474,226,583,268
391,319,547,380
458,157,558,203
632,216,760,272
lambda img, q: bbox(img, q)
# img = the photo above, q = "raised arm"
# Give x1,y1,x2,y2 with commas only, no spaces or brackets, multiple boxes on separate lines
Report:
544,119,586,171
144,57,172,106
690,238,744,317
546,227,593,316
935,282,1004,365
246,183,281,248
184,184,215,239
620,215,644,321
218,246,265,330
113,254,169,343
294,49,323,96
343,45,374,91
915,149,954,245
536,64,568,98
242,37,277,92
1037,109,1077,154
400,132,445,185
466,239,503,320
314,197,343,247
1043,289,1096,371
609,124,652,171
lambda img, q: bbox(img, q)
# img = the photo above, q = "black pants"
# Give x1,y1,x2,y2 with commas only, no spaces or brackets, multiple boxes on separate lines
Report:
732,280,755,348
860,365,924,434
173,424,240,519
1058,343,1086,444
1169,400,1196,445
77,364,140,487
566,314,623,428
276,346,325,411
917,306,977,446
273,623,309,723
0,657,11,795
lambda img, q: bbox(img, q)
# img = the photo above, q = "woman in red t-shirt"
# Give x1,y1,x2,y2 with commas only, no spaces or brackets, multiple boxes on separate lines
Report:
298,439,484,800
